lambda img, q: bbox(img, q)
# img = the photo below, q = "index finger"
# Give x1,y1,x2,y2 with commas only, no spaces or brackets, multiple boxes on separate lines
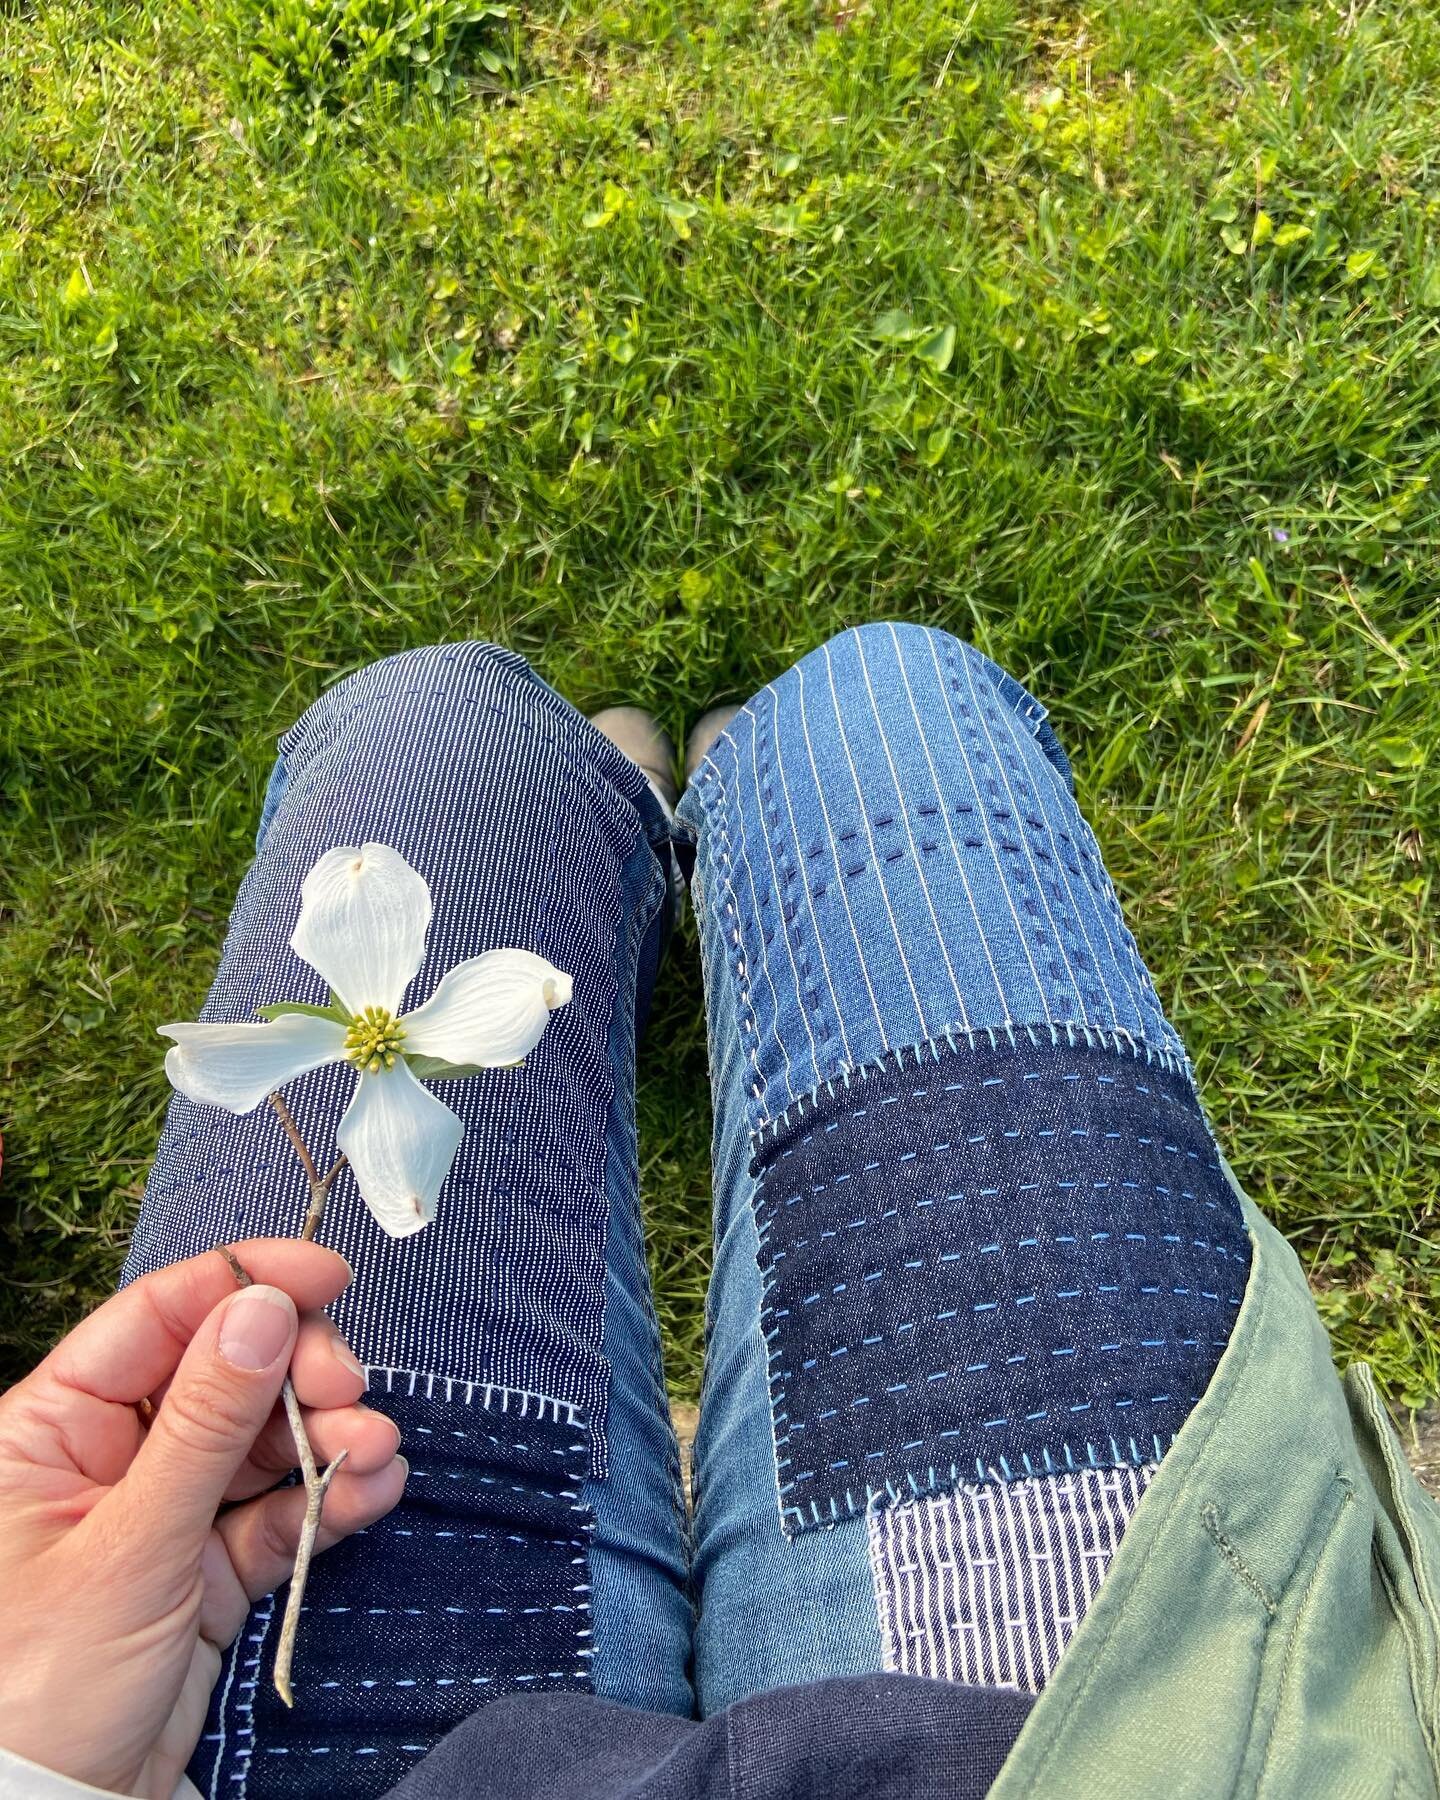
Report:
36,1240,353,1405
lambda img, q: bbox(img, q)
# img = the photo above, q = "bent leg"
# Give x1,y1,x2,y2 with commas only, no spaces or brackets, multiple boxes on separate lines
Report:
128,643,691,1796
679,621,1249,1710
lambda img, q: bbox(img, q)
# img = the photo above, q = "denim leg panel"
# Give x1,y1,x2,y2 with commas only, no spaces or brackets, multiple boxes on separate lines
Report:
122,642,692,1786
197,1375,593,1798
680,623,1251,1706
580,829,694,1717
753,1035,1248,1531
126,640,666,1470
681,620,1185,1139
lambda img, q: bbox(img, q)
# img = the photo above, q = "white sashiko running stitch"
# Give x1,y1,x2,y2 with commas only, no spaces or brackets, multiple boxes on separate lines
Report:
868,1464,1156,1693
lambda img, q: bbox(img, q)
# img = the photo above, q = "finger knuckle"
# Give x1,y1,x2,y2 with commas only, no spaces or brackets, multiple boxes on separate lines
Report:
160,1372,258,1456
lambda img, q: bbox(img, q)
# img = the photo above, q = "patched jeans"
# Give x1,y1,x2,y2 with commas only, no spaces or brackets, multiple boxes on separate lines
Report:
679,624,1247,1706
126,626,1252,1795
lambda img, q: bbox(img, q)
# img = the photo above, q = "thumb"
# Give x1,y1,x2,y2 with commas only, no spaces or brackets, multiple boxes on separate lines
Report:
106,1285,299,1566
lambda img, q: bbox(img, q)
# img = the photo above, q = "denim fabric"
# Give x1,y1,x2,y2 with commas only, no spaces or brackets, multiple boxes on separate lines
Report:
122,644,692,1796
755,1035,1248,1526
383,1676,1033,1799
122,622,1274,1791
679,622,1250,1710
128,643,673,1469
199,1379,593,1796
683,883,887,1713
586,851,693,1714
681,621,1185,1141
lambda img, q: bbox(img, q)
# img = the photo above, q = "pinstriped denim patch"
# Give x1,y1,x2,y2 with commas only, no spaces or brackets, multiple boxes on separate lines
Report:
127,642,670,1477
751,1029,1251,1534
684,622,1189,1139
196,1370,594,1798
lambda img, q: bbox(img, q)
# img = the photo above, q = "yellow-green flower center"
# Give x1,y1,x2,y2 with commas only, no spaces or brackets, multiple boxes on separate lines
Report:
344,1005,407,1074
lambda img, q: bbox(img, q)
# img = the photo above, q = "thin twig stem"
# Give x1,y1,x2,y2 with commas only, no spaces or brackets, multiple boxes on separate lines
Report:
216,1244,344,1709
301,1155,348,1242
272,1384,347,1709
219,1107,352,1706
270,1095,347,1243
269,1092,321,1188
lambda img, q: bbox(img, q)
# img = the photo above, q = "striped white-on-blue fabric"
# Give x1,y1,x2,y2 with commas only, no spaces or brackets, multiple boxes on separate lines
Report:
694,621,1188,1138
126,642,696,1793
125,641,668,1475
868,1464,1156,1693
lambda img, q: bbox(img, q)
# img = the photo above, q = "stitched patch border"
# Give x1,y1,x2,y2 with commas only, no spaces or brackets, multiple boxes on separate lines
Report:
751,1033,1250,1535
197,1371,594,1798
751,1019,1192,1163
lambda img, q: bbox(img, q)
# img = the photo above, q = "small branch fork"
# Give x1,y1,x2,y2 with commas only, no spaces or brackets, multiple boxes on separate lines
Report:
214,1094,350,1709
268,1092,348,1243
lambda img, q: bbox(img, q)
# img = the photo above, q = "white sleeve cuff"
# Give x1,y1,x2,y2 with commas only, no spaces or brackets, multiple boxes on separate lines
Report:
0,1744,201,1800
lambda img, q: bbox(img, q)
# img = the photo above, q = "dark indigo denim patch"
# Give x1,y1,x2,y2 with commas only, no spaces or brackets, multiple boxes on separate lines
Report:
193,1369,594,1798
750,1027,1252,1534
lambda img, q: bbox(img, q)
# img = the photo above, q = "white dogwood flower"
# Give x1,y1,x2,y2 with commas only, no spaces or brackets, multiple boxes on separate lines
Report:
160,843,572,1237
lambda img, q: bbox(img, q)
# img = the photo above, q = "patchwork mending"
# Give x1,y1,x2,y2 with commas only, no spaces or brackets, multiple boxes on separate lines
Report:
195,1370,594,1799
752,1028,1251,1533
683,624,1191,1141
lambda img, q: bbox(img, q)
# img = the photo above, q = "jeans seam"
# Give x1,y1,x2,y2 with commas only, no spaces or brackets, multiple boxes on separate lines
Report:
756,704,837,1069
942,639,1108,1025
621,843,690,1497
867,1506,901,1674
701,755,770,1131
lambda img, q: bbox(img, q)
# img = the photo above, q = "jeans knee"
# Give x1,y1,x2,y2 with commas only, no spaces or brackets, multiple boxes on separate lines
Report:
341,639,531,697
276,640,539,768
807,622,1072,792
821,618,951,664
808,620,1002,718
818,620,1001,689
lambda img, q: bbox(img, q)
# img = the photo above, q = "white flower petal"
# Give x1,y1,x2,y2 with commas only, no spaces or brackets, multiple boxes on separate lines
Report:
336,1060,464,1238
159,1015,347,1114
401,949,572,1067
290,843,433,1016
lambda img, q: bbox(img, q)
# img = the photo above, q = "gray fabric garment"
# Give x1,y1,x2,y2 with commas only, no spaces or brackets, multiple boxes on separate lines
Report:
383,1675,1034,1799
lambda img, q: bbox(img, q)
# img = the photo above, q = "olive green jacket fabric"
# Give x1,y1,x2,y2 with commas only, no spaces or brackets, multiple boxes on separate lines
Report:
992,1178,1440,1799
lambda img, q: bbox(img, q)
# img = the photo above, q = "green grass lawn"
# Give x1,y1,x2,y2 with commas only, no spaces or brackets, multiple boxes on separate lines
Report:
2,0,1438,1408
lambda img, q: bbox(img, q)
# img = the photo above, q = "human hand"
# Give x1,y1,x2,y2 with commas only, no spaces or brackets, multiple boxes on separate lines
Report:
0,1241,407,1797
